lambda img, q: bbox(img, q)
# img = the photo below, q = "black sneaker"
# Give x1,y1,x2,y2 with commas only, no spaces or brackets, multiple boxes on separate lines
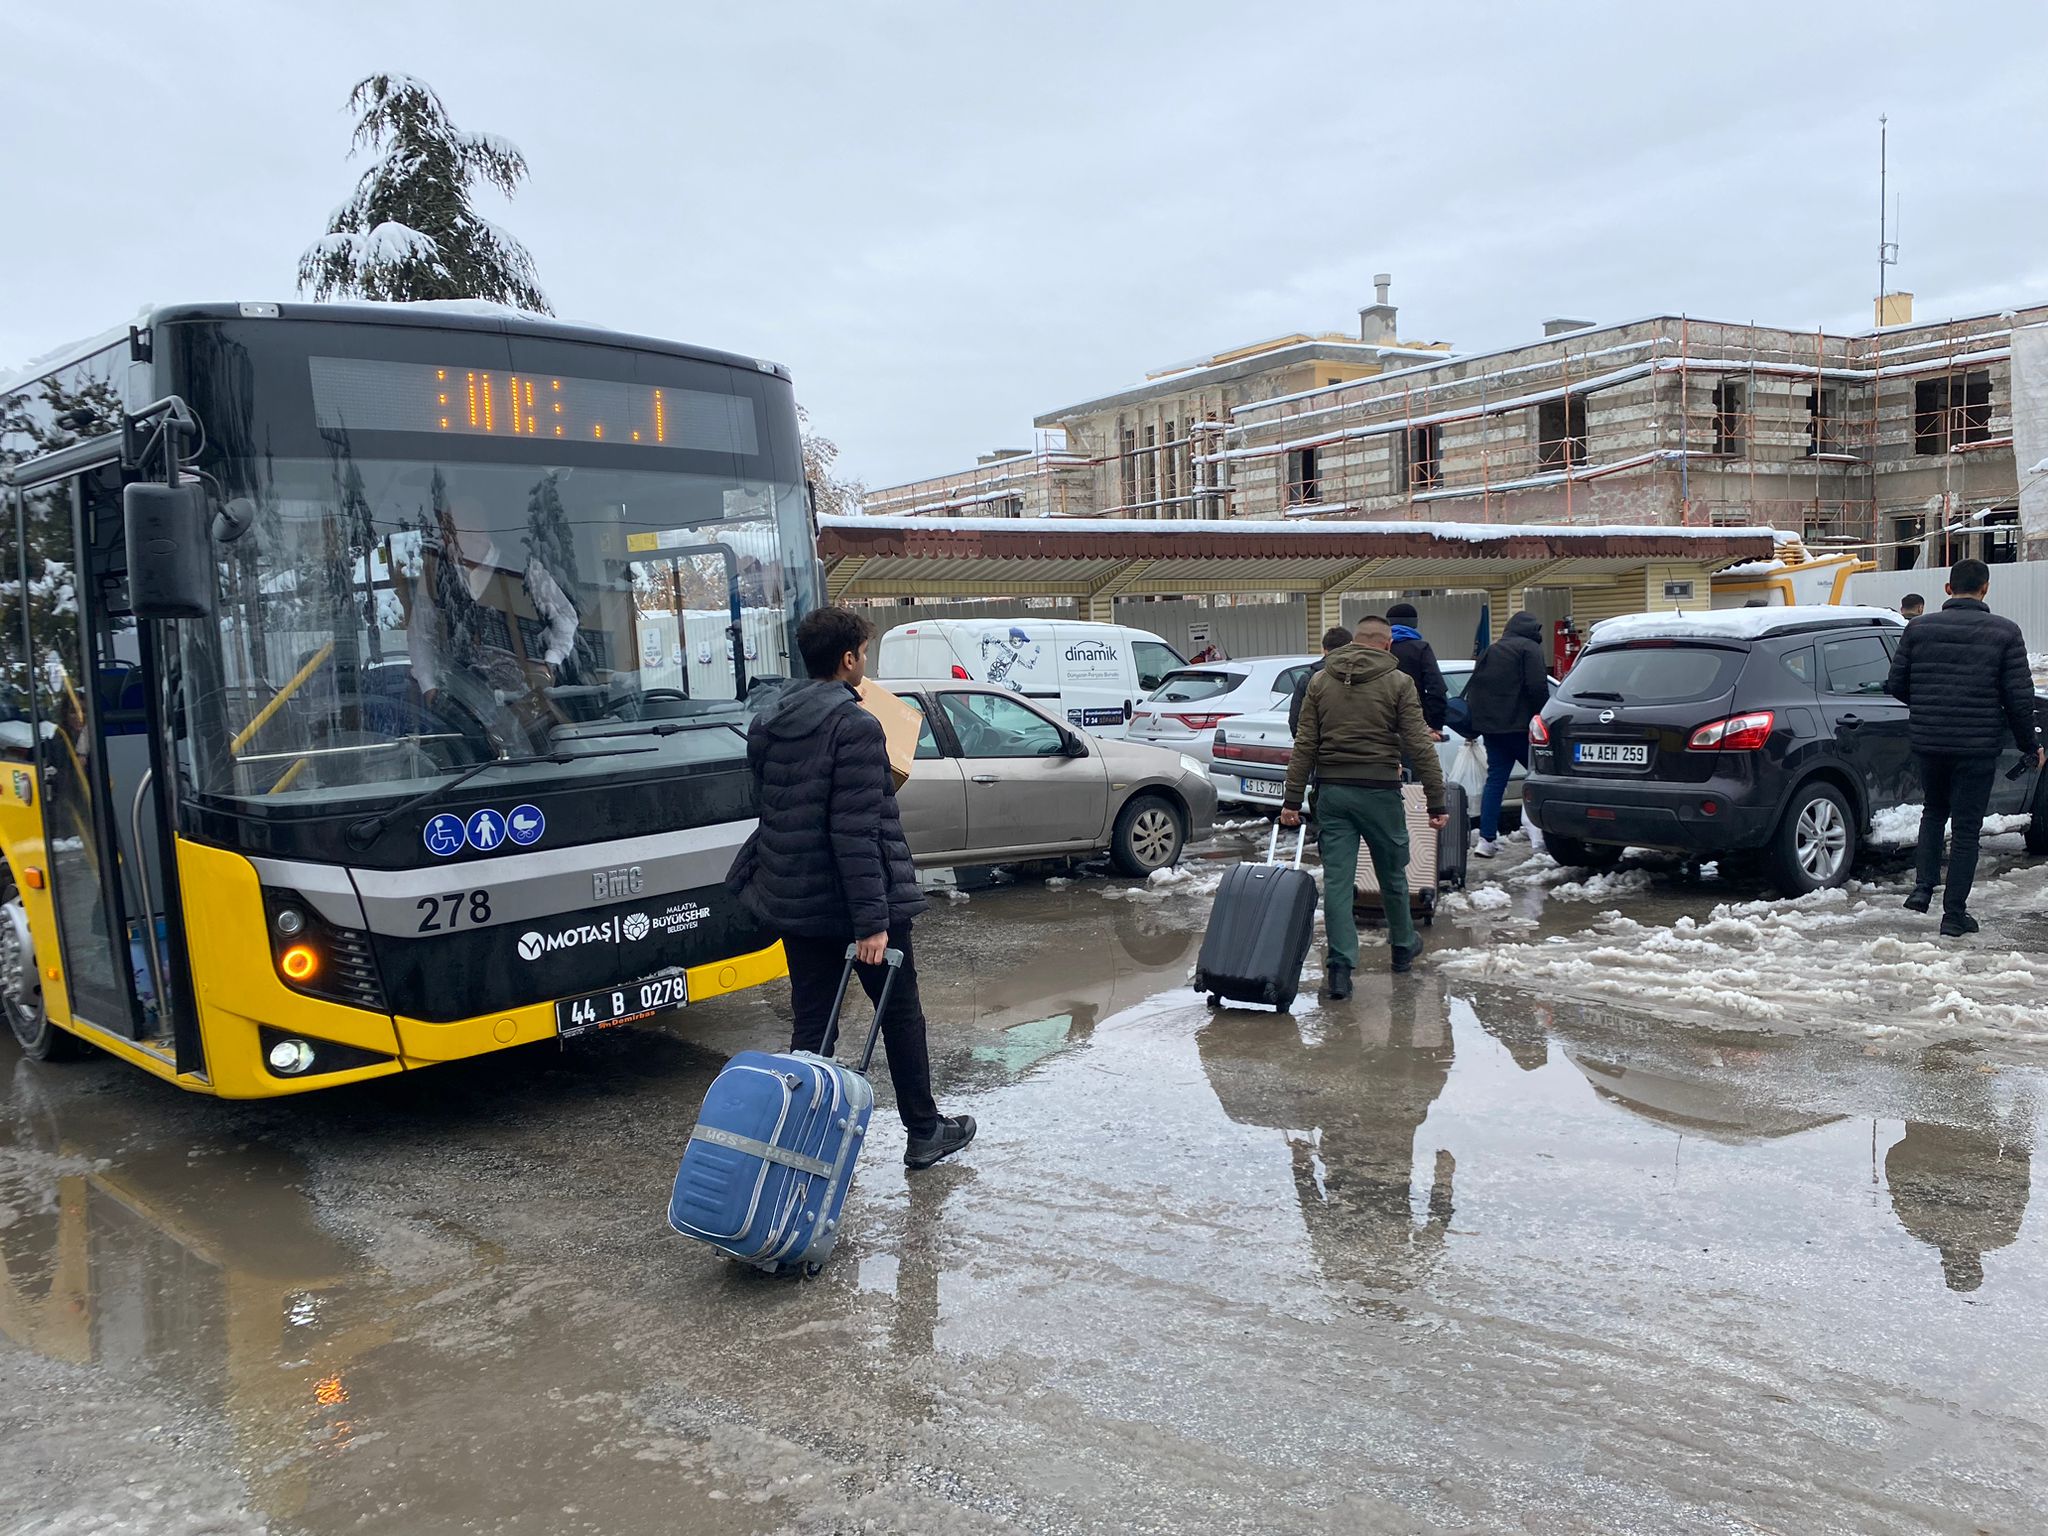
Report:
1391,937,1424,974
905,1114,977,1170
1939,911,1979,938
1903,887,1932,913
1326,961,1354,1000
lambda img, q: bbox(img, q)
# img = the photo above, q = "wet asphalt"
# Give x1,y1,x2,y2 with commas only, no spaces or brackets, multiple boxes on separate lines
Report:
1,828,2044,1536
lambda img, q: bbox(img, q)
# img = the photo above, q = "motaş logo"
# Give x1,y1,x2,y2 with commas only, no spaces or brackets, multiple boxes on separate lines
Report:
516,919,619,960
515,902,704,961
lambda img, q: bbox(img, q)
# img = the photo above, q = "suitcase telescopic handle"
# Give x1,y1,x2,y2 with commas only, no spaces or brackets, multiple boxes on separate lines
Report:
1264,820,1307,869
823,943,904,1074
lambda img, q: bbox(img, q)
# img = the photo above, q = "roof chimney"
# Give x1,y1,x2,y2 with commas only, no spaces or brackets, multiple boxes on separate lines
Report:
1359,274,1398,345
1542,317,1595,337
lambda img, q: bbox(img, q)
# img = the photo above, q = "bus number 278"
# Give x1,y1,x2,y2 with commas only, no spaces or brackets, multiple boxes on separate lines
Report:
416,890,493,932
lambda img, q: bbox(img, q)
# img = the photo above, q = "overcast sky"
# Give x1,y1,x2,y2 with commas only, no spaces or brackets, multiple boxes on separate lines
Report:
6,3,2048,489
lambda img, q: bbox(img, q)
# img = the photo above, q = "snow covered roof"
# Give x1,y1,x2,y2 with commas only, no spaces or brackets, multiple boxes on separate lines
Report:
1588,605,1904,645
827,513,1776,546
820,516,1778,607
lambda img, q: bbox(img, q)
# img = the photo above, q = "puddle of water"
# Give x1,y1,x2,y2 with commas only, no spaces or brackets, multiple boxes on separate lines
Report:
1,877,2045,1534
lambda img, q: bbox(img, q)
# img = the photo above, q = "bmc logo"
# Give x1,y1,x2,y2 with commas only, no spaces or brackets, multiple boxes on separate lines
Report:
592,866,645,900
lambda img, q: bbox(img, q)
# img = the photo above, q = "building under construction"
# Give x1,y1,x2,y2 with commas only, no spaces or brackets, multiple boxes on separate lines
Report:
865,281,2047,573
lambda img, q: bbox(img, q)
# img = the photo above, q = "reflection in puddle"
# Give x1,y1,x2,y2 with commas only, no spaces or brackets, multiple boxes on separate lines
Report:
1197,976,1457,1300
0,1067,386,1522
1,933,2044,1534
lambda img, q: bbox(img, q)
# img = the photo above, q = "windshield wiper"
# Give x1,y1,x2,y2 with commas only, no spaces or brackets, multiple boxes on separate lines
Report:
1572,690,1626,702
344,746,658,851
561,718,750,744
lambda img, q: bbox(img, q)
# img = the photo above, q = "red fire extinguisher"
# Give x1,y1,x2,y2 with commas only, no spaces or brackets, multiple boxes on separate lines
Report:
1553,618,1584,676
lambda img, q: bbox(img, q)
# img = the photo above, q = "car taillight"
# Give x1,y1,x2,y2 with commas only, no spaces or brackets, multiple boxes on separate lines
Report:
1528,714,1551,745
950,664,970,679
1169,712,1234,732
1688,710,1774,751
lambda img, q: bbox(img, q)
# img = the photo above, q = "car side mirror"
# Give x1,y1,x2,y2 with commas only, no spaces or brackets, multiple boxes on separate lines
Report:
123,482,214,619
1063,730,1090,757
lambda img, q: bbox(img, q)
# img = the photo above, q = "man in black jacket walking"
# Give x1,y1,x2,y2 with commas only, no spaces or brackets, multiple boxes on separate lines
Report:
1385,603,1449,738
1463,611,1551,857
1288,625,1352,737
729,606,976,1168
1885,558,2044,936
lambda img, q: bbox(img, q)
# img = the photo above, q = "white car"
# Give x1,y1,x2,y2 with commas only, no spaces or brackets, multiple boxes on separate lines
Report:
1209,658,1553,817
1126,656,1320,771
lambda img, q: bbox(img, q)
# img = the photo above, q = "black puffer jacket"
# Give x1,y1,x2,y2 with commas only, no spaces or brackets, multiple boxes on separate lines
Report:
727,681,927,938
1463,611,1551,736
1885,598,2039,758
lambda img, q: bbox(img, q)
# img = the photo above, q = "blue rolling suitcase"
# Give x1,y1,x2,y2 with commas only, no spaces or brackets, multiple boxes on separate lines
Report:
668,946,900,1276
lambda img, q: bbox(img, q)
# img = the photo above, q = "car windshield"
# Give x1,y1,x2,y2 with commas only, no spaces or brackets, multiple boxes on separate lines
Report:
1563,644,1744,706
180,455,812,805
1443,668,1471,699
1149,669,1240,703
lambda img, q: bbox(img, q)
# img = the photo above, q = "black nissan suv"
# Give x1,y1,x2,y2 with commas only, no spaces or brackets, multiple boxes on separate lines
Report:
1522,608,2048,893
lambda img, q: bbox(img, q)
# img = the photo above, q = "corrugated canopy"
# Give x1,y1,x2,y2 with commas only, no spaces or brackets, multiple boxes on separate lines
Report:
818,515,1777,602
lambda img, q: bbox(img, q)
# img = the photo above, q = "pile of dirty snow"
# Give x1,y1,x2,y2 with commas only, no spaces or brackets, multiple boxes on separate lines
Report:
1446,883,1514,914
1442,870,2048,1042
1104,861,1232,902
1871,804,2033,847
1547,867,1657,903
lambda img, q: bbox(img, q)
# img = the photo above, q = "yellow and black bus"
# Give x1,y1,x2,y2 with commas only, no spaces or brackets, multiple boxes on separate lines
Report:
0,301,817,1095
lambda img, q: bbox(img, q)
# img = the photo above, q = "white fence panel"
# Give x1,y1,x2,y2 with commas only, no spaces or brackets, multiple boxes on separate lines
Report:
1846,561,2048,652
1120,598,1308,659
1341,594,1491,663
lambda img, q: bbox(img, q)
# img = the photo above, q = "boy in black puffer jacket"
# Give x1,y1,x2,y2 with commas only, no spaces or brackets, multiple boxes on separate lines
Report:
728,606,975,1170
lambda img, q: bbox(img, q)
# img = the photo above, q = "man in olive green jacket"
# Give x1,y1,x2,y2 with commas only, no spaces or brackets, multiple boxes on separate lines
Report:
1279,616,1448,994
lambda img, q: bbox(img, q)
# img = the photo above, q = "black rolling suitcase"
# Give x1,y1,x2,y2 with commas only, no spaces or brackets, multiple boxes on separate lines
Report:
1355,783,1468,928
1195,824,1317,1012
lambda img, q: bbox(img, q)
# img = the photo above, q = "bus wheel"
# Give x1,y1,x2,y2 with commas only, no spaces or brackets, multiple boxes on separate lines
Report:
1,874,79,1061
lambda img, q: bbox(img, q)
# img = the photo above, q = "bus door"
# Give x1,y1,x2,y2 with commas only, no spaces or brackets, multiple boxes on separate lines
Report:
19,471,149,1042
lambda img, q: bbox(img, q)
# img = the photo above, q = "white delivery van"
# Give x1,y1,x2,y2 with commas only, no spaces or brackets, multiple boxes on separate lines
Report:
876,618,1185,738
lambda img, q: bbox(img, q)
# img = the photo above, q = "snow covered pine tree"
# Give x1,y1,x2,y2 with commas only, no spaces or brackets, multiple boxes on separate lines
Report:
297,73,551,313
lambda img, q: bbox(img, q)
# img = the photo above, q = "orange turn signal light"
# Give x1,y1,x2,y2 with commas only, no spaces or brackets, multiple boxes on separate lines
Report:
22,867,43,890
279,945,319,982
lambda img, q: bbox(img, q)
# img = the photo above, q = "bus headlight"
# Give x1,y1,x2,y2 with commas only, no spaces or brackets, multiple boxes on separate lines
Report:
274,907,307,937
267,1037,316,1074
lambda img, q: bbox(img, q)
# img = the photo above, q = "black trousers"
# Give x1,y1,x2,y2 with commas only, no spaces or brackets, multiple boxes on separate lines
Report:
782,922,940,1138
1914,753,1998,915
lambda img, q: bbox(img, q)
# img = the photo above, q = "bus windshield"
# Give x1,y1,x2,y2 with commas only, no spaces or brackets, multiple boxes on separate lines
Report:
184,453,809,805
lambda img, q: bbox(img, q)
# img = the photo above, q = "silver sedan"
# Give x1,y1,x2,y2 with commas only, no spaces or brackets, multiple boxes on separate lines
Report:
884,680,1217,875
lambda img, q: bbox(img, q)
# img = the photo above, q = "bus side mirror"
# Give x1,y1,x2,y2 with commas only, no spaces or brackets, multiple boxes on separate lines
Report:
123,483,214,619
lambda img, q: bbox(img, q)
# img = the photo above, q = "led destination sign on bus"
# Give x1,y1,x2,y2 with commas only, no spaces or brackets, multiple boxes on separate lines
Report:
308,356,759,454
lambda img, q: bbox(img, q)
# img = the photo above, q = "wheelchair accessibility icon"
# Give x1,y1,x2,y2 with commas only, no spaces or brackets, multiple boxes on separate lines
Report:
423,814,465,857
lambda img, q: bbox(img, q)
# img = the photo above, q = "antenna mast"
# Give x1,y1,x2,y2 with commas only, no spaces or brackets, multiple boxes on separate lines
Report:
1877,115,1899,323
